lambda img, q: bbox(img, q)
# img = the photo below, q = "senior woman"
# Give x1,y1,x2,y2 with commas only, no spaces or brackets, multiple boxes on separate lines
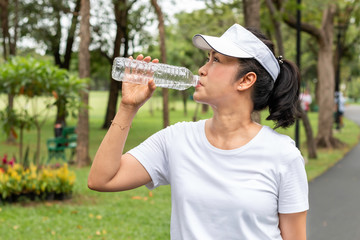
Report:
88,24,308,240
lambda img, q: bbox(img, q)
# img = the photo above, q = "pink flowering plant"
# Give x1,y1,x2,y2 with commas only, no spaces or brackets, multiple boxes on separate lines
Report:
1,154,15,170
0,154,76,203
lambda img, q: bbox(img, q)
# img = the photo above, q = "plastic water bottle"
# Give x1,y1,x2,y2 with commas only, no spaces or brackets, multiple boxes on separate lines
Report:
112,57,199,90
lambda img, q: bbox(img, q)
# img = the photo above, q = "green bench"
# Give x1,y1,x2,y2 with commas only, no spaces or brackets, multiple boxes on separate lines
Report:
47,126,77,162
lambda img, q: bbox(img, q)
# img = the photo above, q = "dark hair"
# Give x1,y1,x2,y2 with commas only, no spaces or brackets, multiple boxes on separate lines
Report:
235,28,300,129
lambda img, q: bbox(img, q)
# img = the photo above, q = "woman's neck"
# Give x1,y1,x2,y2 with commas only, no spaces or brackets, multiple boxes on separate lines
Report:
205,107,262,150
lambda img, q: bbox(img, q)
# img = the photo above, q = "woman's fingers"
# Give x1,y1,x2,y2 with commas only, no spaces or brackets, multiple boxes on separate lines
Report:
126,54,159,85
143,56,151,62
148,79,156,91
135,54,144,60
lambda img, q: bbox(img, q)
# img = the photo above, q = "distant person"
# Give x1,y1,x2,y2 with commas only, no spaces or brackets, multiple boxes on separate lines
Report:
299,88,312,112
88,24,309,239
335,91,346,129
54,122,63,138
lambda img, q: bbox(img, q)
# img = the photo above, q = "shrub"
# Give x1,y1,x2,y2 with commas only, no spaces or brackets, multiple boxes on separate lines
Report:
0,154,75,203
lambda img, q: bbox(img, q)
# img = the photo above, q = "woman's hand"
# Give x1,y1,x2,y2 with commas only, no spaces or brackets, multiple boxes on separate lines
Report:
120,54,159,111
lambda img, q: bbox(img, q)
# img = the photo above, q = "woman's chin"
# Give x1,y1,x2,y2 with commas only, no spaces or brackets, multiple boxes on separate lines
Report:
192,94,207,105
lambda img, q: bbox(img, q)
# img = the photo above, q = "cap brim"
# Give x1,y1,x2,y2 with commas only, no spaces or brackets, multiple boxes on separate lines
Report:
193,34,253,59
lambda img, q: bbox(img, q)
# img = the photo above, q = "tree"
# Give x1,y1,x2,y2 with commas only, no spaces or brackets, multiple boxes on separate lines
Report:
100,0,137,129
0,0,18,58
21,0,79,69
265,0,317,158
21,0,81,125
0,56,86,164
282,1,342,148
0,0,20,143
334,1,360,100
76,0,91,167
151,0,169,128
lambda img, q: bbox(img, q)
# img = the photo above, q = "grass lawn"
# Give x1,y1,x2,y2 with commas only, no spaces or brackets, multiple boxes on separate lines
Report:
0,91,359,239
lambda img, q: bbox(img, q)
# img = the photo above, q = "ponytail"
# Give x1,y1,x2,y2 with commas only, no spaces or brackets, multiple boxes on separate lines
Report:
266,60,301,128
236,27,301,129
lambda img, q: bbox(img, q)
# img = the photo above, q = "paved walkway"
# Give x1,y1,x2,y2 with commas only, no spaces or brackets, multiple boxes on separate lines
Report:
307,105,360,240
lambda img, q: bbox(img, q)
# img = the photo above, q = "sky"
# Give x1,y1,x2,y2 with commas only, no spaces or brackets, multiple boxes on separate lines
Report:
162,0,207,15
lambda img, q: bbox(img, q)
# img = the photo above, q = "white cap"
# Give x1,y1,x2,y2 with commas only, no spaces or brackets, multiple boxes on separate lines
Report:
192,24,280,81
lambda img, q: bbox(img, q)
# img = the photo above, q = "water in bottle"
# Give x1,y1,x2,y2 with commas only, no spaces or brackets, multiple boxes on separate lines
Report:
112,57,199,90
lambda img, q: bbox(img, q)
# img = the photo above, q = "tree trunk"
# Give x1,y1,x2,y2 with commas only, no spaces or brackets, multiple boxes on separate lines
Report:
5,94,16,143
10,0,18,55
193,103,200,122
264,0,284,56
103,80,120,129
55,97,67,127
1,0,18,143
53,0,80,125
181,91,188,116
53,11,65,123
243,0,261,123
200,104,208,114
62,0,81,69
19,126,24,161
314,5,343,148
315,41,343,148
102,0,128,129
299,109,317,159
53,11,62,66
76,0,91,167
0,0,9,59
151,0,169,128
243,0,261,29
35,124,41,165
162,89,169,127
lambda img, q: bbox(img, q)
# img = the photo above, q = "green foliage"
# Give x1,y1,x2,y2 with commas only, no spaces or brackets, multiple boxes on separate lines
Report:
0,56,87,164
347,77,360,101
0,56,87,111
20,0,73,55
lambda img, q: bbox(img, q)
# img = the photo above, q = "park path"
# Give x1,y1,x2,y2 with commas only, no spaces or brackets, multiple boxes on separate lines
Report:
306,105,360,240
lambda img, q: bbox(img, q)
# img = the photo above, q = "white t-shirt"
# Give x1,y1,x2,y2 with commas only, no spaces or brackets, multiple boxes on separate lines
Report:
128,120,309,240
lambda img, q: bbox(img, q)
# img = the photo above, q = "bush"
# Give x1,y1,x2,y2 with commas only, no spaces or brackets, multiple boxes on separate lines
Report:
0,154,75,203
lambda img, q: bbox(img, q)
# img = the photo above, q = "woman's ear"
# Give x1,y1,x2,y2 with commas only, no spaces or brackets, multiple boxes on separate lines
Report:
237,72,257,91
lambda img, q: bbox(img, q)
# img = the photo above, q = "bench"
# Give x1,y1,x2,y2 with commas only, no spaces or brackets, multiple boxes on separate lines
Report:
47,126,77,162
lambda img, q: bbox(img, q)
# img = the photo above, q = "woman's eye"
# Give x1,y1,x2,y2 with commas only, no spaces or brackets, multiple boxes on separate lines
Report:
205,57,219,63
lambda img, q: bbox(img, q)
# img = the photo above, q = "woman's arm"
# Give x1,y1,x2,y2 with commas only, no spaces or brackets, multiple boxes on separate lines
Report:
279,211,307,240
88,55,158,192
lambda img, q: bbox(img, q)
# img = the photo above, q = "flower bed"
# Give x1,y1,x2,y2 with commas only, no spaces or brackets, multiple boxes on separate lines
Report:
0,155,76,203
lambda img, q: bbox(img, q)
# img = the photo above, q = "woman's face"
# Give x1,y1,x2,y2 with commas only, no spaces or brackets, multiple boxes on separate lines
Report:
193,51,241,106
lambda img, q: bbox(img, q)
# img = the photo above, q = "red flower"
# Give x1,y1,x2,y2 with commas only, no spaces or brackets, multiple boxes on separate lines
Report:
8,159,15,167
2,154,7,165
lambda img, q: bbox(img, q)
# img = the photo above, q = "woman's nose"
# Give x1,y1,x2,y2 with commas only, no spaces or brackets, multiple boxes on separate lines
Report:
198,64,207,76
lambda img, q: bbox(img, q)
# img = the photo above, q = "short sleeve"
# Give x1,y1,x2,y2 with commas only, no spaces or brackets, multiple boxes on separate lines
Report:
127,128,170,190
278,156,309,214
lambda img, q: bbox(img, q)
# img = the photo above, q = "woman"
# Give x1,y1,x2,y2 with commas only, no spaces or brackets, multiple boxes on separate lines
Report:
88,24,309,240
